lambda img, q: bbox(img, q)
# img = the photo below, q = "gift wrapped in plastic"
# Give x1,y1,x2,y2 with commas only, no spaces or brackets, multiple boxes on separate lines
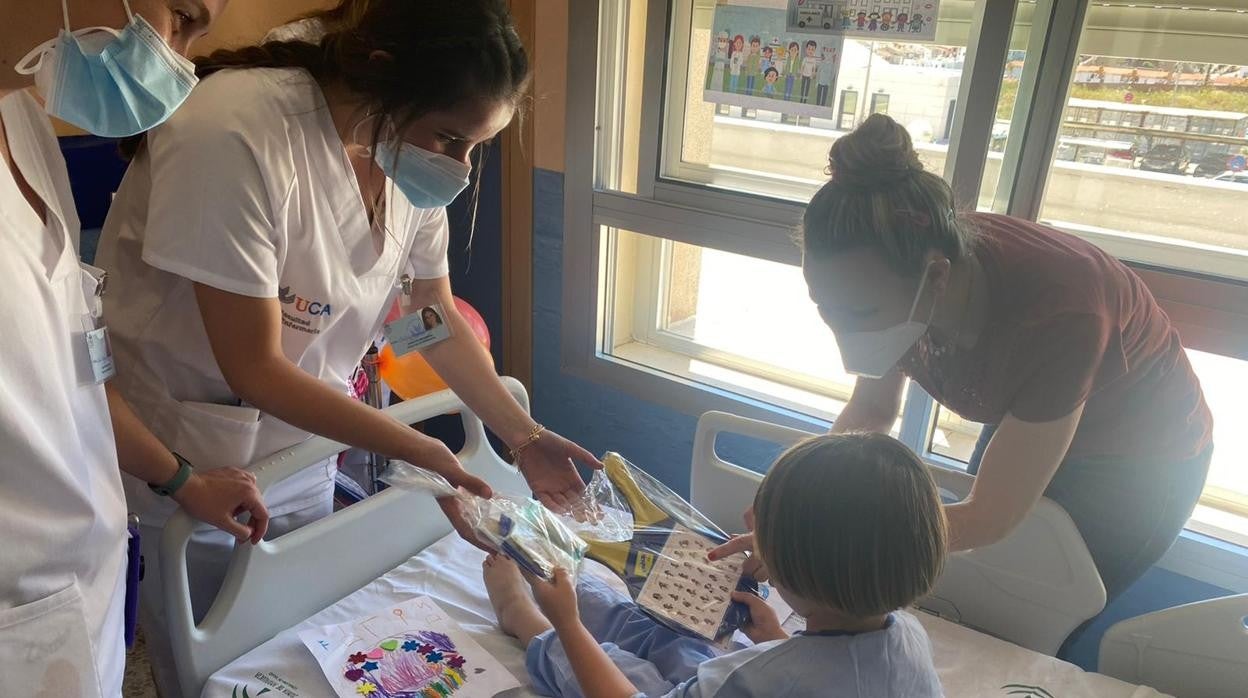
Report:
380,461,587,582
573,452,760,644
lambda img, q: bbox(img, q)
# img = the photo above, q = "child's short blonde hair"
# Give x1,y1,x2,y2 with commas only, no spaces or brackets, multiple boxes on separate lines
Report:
753,432,947,617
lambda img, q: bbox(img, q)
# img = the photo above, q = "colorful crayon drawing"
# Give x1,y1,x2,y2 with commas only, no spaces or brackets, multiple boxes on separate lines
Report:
786,0,940,43
300,597,519,698
704,1,843,121
342,631,467,698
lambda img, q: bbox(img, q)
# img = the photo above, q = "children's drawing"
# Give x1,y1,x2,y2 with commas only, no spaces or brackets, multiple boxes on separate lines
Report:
704,1,844,120
786,0,940,43
299,597,519,698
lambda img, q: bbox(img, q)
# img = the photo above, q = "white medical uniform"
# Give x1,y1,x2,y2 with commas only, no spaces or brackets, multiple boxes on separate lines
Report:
95,67,449,696
0,91,127,697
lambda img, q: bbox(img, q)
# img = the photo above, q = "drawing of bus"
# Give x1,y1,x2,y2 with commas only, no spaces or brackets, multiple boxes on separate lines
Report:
796,1,839,30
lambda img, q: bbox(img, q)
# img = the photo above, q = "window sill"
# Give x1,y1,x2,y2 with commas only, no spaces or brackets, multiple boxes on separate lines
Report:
572,343,1248,594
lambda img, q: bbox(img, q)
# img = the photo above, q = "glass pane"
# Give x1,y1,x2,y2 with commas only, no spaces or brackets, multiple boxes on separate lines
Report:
1188,349,1248,512
668,0,981,201
1037,6,1248,260
980,2,1040,211
605,230,904,421
657,240,854,393
929,407,983,463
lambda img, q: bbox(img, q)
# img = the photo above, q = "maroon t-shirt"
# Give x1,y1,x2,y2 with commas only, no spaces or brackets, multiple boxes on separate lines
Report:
899,213,1212,462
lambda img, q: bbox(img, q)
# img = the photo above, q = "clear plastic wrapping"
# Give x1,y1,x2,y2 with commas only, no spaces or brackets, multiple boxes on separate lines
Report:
381,454,758,643
380,461,587,582
576,453,759,643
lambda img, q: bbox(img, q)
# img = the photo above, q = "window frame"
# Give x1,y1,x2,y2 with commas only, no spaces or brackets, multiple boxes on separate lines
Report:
563,0,1248,587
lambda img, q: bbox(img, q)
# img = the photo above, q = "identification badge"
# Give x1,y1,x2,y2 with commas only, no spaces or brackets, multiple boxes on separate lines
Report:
382,275,453,357
75,265,116,385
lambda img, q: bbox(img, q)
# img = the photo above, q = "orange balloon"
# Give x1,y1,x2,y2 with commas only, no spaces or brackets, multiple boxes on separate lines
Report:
378,296,491,400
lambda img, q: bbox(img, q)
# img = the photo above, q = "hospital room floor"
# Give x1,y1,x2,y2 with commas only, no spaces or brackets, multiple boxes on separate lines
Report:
122,629,159,698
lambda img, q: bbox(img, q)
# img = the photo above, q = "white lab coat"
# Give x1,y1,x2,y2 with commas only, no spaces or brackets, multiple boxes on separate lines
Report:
95,67,450,696
0,91,127,697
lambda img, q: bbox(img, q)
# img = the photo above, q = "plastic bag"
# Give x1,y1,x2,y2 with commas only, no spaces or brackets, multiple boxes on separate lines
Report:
380,461,587,582
577,452,759,644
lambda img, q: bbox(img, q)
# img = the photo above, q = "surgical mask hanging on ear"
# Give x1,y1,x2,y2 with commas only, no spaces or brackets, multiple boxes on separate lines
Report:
374,139,472,210
835,265,938,380
15,0,198,138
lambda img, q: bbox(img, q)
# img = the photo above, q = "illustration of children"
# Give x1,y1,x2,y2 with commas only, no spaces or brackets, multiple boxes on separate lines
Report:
744,35,762,96
708,30,729,92
760,45,775,75
855,11,867,29
868,11,880,32
784,40,801,100
800,39,819,104
816,45,838,107
762,67,780,97
880,10,893,31
729,34,745,93
910,13,925,33
896,12,908,32
841,8,853,31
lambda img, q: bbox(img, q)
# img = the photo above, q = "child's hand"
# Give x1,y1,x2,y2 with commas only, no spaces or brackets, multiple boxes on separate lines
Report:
527,567,580,629
731,591,789,643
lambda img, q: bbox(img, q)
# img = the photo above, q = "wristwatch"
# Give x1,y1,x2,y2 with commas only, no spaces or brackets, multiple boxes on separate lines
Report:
149,452,194,497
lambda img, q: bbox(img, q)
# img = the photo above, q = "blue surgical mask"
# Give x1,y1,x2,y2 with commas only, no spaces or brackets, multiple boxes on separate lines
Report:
15,0,198,138
374,140,472,210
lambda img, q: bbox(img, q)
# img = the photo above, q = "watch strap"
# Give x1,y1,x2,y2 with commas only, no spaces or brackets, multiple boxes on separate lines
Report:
149,453,194,497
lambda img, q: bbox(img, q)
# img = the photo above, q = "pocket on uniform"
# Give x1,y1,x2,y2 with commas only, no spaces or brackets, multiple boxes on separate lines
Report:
168,400,263,472
0,583,104,698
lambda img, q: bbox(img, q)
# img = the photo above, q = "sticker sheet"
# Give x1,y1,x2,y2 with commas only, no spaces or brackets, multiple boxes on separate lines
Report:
634,524,746,641
704,0,844,120
298,597,519,698
786,0,940,42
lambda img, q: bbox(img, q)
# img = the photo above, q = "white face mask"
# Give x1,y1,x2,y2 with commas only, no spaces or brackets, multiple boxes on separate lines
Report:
835,265,938,380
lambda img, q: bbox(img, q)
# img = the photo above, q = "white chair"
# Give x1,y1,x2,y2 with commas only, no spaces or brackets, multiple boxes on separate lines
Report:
689,410,1106,656
1099,593,1248,698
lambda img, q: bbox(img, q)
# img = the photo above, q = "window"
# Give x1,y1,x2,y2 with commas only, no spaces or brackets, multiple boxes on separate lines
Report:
567,0,1248,545
838,89,859,130
870,92,890,116
1033,6,1248,279
662,0,982,202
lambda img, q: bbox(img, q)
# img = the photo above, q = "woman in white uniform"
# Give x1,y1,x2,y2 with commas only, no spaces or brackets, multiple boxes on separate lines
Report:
0,1,270,696
96,1,599,694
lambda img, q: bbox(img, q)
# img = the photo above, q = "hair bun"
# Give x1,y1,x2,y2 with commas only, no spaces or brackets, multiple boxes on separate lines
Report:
827,113,924,191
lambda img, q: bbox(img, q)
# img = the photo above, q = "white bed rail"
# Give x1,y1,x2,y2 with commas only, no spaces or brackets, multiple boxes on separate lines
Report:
161,379,531,698
690,410,1106,656
1099,593,1248,698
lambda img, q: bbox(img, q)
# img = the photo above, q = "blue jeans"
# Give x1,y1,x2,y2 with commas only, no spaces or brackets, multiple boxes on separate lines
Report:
525,576,721,697
968,424,1212,602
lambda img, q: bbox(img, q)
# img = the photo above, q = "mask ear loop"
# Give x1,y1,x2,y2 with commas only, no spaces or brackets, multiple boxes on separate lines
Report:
120,0,135,23
14,0,73,75
906,261,939,325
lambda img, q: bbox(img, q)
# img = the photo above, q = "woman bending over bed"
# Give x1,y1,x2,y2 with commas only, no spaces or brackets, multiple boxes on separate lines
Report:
484,433,948,698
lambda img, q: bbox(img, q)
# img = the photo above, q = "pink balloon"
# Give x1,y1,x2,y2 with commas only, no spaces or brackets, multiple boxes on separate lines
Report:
454,296,490,349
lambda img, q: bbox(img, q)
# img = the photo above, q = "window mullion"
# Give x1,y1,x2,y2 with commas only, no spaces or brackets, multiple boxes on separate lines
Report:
898,381,938,457
943,0,1019,205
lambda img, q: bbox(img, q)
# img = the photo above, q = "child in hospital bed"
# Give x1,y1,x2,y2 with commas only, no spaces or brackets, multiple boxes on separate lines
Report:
483,432,947,697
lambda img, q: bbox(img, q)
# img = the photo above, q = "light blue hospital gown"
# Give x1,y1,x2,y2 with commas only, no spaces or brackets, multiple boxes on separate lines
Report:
526,576,944,697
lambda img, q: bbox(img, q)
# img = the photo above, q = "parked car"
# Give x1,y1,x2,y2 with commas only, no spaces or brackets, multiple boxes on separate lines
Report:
1211,170,1248,185
1137,144,1189,175
1188,152,1234,178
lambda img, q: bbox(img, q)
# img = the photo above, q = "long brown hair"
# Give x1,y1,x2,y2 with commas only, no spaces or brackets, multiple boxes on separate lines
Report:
122,0,529,160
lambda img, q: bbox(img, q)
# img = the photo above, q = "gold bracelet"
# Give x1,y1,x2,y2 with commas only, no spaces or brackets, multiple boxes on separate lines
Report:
509,424,546,460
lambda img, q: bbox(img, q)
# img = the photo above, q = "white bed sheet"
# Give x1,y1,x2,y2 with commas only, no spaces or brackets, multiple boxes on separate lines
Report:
205,534,1170,698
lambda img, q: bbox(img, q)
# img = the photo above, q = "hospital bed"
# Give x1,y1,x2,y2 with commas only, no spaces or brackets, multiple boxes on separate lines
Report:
167,381,1173,697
